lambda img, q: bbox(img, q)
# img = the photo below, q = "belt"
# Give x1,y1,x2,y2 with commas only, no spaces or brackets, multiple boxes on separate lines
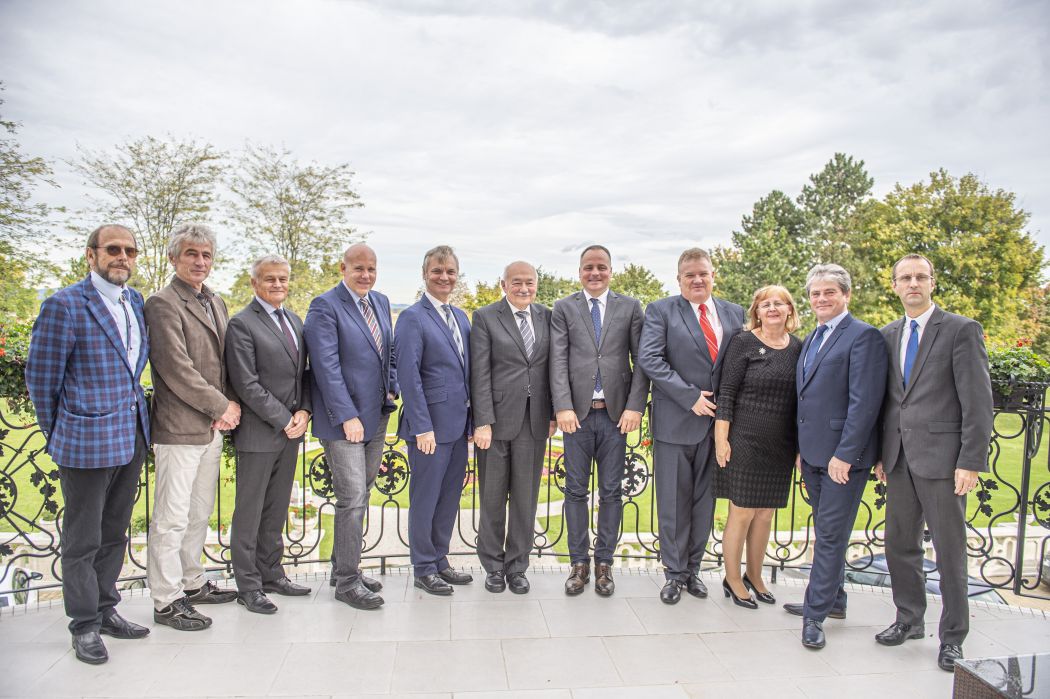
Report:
591,400,607,409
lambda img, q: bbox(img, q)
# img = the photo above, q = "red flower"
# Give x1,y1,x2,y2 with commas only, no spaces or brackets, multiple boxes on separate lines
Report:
640,438,652,447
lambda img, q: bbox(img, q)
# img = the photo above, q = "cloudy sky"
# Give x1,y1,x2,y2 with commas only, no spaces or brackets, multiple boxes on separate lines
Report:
2,0,1047,303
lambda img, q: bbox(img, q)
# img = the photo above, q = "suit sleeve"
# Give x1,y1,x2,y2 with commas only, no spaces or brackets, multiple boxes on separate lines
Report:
303,295,359,428
144,294,230,421
548,302,574,413
953,320,993,472
225,316,293,430
381,296,399,399
393,311,434,436
637,302,702,411
469,311,496,428
625,299,651,413
835,325,888,465
216,296,239,402
25,295,75,440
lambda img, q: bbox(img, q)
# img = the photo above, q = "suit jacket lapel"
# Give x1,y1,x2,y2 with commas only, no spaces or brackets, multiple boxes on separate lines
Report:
530,305,546,364
80,279,133,374
573,292,600,351
252,299,297,365
677,295,713,367
888,318,905,386
598,291,619,348
712,297,737,373
338,286,382,359
902,308,943,399
131,292,149,379
799,314,852,390
422,296,462,361
496,302,529,360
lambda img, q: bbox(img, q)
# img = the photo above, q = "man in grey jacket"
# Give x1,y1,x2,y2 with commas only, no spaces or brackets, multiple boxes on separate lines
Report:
874,253,993,672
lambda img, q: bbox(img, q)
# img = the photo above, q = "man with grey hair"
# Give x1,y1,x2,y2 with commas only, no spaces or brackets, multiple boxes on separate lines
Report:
225,255,313,614
145,223,241,630
785,263,886,650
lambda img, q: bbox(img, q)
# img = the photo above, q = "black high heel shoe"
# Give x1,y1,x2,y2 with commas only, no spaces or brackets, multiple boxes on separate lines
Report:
742,573,776,604
722,578,758,609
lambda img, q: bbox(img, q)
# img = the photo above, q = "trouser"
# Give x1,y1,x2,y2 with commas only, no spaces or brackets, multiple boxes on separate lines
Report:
800,460,869,621
885,450,970,645
323,414,389,592
148,431,223,610
58,427,145,634
407,435,468,577
563,408,625,565
476,418,545,574
230,438,301,592
654,438,716,582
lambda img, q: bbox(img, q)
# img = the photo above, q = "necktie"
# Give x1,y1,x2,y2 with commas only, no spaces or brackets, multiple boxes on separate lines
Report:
118,290,133,355
903,319,920,387
698,304,719,362
196,291,215,325
442,304,465,364
590,298,603,393
359,298,384,354
274,308,299,363
516,310,534,358
803,324,829,380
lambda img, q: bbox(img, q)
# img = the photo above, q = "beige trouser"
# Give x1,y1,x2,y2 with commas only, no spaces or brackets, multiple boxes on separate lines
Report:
147,432,223,610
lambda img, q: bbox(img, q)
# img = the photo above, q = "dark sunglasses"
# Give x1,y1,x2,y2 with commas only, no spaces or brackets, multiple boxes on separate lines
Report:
94,245,139,259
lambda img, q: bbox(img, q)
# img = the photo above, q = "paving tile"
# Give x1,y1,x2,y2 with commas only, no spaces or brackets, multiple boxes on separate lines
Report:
145,643,290,696
0,610,70,644
0,642,71,696
451,600,550,639
627,597,740,635
793,670,953,698
966,616,1050,654
391,639,507,693
349,599,451,641
541,597,645,637
503,637,620,690
700,629,838,680
573,686,691,698
239,600,355,643
269,641,395,695
456,691,570,699
683,679,807,698
22,642,181,697
602,634,733,685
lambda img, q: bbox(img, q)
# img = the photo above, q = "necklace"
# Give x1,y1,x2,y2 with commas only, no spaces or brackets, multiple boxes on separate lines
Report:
755,329,790,349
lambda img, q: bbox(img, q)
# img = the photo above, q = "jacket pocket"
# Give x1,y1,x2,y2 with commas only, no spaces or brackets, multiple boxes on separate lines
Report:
422,378,445,389
929,421,962,433
424,390,448,405
829,418,846,430
493,390,504,402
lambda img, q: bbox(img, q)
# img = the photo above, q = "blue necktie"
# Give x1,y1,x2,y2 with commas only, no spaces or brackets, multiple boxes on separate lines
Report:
903,319,919,387
591,298,603,393
803,324,828,380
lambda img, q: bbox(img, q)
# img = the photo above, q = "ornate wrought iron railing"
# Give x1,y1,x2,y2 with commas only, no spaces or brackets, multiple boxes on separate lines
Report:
2,386,1048,603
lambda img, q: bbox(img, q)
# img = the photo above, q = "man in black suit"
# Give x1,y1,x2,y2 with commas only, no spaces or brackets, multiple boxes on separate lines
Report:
226,255,313,614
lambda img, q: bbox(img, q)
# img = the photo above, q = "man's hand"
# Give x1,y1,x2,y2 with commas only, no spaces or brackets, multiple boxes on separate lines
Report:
715,438,731,468
955,468,979,496
691,391,716,417
828,456,851,484
795,453,801,471
416,431,437,455
618,409,642,434
211,418,235,431
548,421,557,438
342,417,365,443
874,461,886,484
474,424,492,450
556,409,580,434
285,410,310,439
219,401,241,429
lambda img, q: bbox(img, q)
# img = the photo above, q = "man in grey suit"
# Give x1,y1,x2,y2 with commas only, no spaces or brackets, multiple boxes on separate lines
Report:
550,245,650,596
226,255,313,614
874,253,993,672
639,248,744,603
471,261,555,594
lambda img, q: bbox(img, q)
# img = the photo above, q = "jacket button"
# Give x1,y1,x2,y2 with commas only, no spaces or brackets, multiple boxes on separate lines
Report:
799,418,805,423
902,402,908,409
597,354,602,359
131,404,137,412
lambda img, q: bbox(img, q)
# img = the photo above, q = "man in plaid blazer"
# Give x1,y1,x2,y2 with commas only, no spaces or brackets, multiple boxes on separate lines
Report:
26,224,152,665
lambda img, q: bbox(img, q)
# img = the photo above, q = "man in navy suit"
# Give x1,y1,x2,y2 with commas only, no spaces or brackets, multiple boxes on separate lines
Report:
785,263,887,650
395,245,474,595
639,248,744,604
26,224,151,664
304,243,398,609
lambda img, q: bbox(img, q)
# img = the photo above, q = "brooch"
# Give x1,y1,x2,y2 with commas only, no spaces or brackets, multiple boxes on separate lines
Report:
758,348,766,355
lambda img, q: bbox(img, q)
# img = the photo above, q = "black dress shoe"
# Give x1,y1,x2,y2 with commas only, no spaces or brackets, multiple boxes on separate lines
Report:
938,643,963,672
263,576,312,596
687,575,708,598
875,621,925,646
436,567,473,585
415,574,454,596
742,573,775,604
801,619,826,649
183,580,237,604
72,631,108,664
485,570,506,593
660,580,683,605
507,572,530,594
237,590,278,614
361,574,383,593
783,602,846,619
335,581,384,610
99,611,150,639
722,578,758,609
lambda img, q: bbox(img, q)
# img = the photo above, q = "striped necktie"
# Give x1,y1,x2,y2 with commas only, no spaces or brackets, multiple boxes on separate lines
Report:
442,304,465,364
516,310,534,358
359,298,384,354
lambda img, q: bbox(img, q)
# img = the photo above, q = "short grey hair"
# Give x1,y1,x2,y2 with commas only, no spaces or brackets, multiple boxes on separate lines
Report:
501,260,537,280
422,244,459,272
167,222,217,260
805,263,852,295
250,254,291,280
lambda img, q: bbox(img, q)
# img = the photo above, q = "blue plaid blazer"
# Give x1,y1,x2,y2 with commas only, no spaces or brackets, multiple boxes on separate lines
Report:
25,276,150,469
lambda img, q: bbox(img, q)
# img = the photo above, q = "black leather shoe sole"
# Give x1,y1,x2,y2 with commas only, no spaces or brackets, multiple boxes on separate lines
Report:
436,570,473,585
335,591,384,610
875,626,925,646
99,618,150,639
237,595,278,615
687,579,708,599
784,603,845,619
414,578,454,596
262,582,311,597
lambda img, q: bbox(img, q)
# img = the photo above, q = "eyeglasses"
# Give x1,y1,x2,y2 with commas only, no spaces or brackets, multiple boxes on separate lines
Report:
894,274,932,284
757,300,789,311
94,245,139,259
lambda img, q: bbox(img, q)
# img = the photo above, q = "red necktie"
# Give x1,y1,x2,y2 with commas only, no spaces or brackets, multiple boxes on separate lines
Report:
699,304,718,362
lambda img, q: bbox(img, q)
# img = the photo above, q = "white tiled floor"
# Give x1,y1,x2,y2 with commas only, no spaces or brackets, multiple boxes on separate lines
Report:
1,566,1047,698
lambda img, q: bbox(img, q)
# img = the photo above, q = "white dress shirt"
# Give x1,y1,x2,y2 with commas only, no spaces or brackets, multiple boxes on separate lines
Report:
688,296,724,346
585,289,610,399
255,296,299,351
899,303,937,377
505,297,535,339
90,271,141,371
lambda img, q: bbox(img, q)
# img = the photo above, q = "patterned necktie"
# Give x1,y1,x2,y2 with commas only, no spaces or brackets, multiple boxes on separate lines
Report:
442,304,465,364
274,308,299,363
590,298,603,393
359,298,384,354
803,324,829,380
903,319,919,387
698,304,719,362
118,289,133,355
196,291,215,325
516,310,534,358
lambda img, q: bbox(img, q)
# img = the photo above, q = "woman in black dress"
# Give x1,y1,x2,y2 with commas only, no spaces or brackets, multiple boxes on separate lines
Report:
714,285,802,608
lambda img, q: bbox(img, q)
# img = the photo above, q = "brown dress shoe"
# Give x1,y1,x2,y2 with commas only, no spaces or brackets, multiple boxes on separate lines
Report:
564,561,590,595
595,563,615,596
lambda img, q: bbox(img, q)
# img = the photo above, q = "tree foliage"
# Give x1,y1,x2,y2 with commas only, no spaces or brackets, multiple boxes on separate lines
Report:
226,257,343,319
611,263,666,306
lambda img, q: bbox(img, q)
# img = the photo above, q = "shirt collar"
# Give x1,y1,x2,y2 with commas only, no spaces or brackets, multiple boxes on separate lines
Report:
505,297,531,316
89,271,127,304
583,289,609,306
255,296,281,316
171,274,213,299
687,295,717,318
341,280,371,305
821,308,850,332
425,291,453,311
906,303,937,327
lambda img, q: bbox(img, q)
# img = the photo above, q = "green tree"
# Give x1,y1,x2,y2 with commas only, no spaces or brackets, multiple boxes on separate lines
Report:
798,152,874,263
226,256,343,319
70,135,225,296
460,278,503,316
611,263,666,305
534,267,578,307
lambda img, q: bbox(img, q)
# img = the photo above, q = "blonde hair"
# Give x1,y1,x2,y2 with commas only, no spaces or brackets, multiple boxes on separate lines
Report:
746,285,799,333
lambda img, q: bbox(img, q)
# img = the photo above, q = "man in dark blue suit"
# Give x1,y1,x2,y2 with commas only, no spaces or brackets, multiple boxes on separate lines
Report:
26,224,151,664
394,245,474,595
304,243,398,609
786,263,887,650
